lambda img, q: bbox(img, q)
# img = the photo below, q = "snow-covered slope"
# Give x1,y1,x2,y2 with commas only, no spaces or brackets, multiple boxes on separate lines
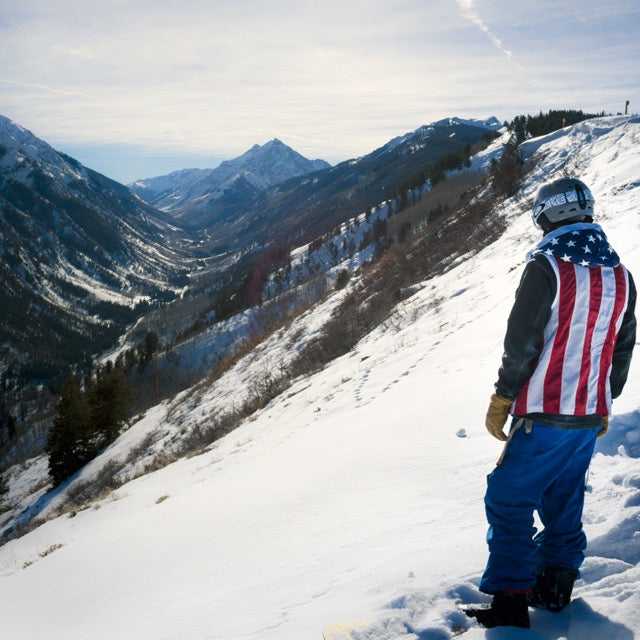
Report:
0,116,639,640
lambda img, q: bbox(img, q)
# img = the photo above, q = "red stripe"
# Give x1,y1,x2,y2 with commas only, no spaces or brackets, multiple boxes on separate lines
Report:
542,261,577,413
596,265,628,414
574,267,603,413
513,377,530,415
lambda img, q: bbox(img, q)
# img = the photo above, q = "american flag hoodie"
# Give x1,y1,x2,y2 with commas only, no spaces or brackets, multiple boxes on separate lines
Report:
496,223,636,424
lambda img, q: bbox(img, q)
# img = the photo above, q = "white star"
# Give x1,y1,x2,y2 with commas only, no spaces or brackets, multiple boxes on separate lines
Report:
588,235,596,243
545,248,555,256
584,245,591,254
567,240,576,247
580,259,591,267
561,254,572,262
550,238,560,245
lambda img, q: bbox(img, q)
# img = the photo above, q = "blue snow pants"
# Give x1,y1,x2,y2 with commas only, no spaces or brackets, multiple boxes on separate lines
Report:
479,419,599,594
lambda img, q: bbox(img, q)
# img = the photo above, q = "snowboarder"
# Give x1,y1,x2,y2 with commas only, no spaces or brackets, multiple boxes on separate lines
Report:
466,177,637,629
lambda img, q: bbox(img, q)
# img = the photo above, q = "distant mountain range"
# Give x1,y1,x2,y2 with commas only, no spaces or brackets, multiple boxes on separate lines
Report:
0,113,501,387
217,116,503,249
130,139,330,227
131,117,503,252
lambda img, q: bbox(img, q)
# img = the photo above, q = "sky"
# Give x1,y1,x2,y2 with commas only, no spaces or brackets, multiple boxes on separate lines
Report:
1,0,638,183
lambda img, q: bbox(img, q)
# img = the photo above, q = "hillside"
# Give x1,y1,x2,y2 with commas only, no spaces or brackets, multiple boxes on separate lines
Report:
240,117,502,249
0,115,195,388
0,114,503,469
0,115,638,640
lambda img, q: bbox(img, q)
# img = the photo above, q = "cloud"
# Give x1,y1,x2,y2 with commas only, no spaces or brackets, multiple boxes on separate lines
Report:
2,0,638,183
53,45,96,60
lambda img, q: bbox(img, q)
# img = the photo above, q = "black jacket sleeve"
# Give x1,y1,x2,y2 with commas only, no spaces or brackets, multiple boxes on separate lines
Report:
495,255,556,400
610,270,637,398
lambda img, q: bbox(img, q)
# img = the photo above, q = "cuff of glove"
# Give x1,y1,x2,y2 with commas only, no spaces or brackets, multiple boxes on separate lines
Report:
490,394,513,409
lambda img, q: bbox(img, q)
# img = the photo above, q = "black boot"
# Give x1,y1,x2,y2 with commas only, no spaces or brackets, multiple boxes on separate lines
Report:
528,566,579,611
464,591,530,629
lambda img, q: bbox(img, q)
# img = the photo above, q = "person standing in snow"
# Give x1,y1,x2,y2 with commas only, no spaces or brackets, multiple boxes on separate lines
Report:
466,177,637,629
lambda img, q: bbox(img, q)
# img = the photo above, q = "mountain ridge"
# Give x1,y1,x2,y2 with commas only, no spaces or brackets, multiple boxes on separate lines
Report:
0,114,195,386
129,118,501,236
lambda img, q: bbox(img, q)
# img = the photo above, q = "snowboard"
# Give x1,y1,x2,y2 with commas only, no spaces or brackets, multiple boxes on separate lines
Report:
322,621,373,640
322,619,551,639
451,630,550,639
321,618,421,639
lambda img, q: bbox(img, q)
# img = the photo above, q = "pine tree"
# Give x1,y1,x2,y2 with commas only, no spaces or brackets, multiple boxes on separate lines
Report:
491,142,524,198
46,367,135,486
46,375,92,486
0,471,9,507
89,367,134,448
6,414,16,441
137,332,160,372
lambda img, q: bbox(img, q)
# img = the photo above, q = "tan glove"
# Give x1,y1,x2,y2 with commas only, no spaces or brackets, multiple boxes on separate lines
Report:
597,415,608,438
485,394,512,441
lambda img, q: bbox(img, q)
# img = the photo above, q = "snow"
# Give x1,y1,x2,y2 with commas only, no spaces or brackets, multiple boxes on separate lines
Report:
1,115,639,640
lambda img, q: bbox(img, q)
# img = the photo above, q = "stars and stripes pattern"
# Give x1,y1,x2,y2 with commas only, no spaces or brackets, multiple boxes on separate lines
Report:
513,224,630,417
527,222,620,268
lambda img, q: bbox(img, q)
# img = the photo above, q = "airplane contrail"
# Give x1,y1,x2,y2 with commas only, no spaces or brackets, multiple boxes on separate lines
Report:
0,77,98,99
456,0,513,60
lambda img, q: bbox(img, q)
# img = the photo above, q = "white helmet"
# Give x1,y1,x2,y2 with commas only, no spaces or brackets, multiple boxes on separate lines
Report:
532,177,595,230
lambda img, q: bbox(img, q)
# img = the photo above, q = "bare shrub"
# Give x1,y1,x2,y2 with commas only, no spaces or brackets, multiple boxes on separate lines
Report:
62,460,123,514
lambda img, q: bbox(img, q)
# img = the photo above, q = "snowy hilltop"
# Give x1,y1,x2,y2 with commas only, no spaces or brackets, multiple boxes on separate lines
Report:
0,115,639,640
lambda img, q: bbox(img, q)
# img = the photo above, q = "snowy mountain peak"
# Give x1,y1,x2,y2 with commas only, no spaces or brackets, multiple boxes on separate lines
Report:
218,137,329,182
130,138,330,218
0,114,84,183
433,115,503,131
0,114,42,152
379,115,503,156
261,137,285,148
